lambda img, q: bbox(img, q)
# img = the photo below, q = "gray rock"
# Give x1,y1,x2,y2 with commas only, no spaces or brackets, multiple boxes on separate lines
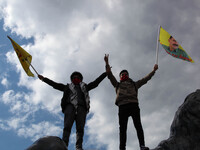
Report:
152,89,200,150
26,136,67,150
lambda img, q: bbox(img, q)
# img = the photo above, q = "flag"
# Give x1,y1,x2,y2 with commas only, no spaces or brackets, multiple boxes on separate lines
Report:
7,36,35,77
159,26,194,63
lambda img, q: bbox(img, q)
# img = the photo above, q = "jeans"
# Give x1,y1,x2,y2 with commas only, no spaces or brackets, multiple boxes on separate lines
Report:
118,103,145,150
62,104,87,149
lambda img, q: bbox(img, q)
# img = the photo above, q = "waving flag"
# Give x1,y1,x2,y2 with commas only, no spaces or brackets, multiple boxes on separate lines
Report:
7,36,35,77
159,26,194,63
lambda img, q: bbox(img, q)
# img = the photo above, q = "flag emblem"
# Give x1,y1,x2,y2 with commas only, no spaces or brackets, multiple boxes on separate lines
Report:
7,36,35,77
159,27,194,63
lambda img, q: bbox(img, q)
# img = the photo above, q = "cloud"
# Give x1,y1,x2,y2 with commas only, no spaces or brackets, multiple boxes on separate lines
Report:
1,0,200,149
0,89,62,141
17,121,62,141
86,94,119,149
0,117,62,142
1,90,16,104
1,77,9,88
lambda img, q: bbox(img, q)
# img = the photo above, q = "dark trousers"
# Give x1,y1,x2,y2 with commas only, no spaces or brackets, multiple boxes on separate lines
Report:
62,104,87,149
118,103,145,150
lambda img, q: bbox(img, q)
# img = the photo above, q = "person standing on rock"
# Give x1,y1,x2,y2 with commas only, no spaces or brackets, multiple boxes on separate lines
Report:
104,54,158,150
38,71,107,150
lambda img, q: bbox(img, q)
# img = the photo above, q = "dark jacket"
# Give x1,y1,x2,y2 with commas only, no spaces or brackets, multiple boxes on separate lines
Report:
107,70,156,106
43,72,107,113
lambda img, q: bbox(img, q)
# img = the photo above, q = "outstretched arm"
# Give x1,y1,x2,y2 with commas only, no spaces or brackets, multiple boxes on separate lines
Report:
104,54,118,87
87,72,107,91
136,64,158,89
38,74,65,91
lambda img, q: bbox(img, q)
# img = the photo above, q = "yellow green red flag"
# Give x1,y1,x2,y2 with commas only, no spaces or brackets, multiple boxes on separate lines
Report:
7,36,35,77
159,26,194,63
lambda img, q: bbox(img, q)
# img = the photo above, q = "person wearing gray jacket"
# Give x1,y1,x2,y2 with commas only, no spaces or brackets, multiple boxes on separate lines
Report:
38,71,107,150
104,54,158,150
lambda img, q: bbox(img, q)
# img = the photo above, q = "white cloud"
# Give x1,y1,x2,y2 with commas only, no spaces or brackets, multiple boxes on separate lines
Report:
17,121,62,141
0,89,62,141
86,96,119,149
7,117,25,130
1,77,9,88
0,120,10,131
0,118,62,142
1,90,15,104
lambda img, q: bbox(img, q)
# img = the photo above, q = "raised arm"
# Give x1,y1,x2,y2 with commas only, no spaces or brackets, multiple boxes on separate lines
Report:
135,64,158,89
87,72,107,91
38,74,65,91
104,54,118,87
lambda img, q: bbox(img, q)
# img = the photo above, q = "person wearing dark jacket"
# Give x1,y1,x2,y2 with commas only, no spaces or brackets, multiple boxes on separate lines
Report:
104,54,158,150
38,71,107,150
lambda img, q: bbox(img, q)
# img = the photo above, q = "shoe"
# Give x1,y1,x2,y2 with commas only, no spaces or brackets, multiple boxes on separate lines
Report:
140,146,149,150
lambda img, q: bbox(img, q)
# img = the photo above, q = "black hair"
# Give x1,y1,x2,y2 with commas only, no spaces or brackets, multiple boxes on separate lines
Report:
119,70,129,77
70,71,83,81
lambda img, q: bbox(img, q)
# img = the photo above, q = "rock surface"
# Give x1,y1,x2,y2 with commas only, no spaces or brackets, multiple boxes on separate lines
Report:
26,136,67,150
152,89,200,150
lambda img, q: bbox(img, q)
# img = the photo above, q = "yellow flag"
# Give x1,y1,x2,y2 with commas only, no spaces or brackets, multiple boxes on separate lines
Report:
159,26,194,63
7,36,35,77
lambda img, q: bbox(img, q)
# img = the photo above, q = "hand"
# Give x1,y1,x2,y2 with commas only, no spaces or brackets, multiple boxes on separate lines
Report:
153,64,158,71
104,54,111,73
38,74,44,80
104,54,109,65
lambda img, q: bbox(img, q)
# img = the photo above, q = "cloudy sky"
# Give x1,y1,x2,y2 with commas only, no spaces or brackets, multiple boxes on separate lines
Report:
0,0,200,150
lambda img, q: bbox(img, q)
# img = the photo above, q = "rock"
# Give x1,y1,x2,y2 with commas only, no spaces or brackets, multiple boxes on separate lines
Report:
152,89,200,150
26,136,67,150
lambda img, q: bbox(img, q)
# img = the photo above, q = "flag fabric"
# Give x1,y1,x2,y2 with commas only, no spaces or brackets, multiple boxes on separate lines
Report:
159,26,194,63
7,36,35,77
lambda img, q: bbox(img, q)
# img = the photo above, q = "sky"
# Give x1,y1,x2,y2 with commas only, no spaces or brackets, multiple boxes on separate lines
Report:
0,0,200,150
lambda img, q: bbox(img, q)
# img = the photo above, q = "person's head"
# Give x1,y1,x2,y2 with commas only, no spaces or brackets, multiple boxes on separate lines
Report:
119,70,129,81
70,71,83,84
168,36,179,51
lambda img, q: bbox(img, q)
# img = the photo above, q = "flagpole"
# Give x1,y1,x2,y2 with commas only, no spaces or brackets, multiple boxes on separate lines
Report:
25,58,39,76
156,25,161,65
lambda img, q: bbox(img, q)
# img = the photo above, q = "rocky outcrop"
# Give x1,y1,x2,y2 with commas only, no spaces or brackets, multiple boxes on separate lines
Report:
152,89,200,150
26,136,67,150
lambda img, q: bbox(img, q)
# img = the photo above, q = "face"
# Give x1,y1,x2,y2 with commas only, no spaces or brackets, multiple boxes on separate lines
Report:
72,75,82,84
120,72,129,78
72,75,81,80
120,72,129,81
168,37,179,51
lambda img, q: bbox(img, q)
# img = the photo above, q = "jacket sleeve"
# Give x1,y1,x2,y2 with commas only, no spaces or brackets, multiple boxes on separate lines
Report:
107,71,119,88
87,72,107,91
135,70,156,89
43,77,65,91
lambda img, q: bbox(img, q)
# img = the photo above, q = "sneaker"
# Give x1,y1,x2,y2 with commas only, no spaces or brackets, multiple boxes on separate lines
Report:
140,146,149,150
